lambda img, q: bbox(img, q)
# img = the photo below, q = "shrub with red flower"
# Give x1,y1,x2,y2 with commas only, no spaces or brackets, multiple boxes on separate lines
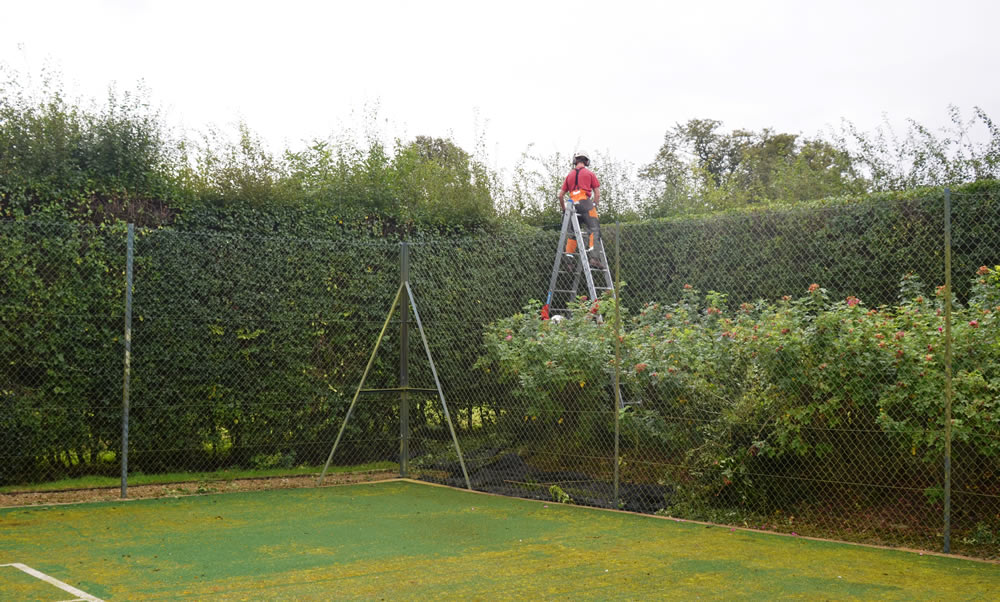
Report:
480,268,999,528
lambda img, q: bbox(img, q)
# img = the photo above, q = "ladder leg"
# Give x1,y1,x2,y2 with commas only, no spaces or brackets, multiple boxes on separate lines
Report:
545,209,574,315
596,239,614,291
570,210,599,303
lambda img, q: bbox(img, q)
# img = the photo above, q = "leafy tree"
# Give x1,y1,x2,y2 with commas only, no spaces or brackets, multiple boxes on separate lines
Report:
766,138,859,201
498,147,646,227
495,146,566,227
833,106,1000,191
582,151,645,223
282,137,396,215
392,136,495,228
0,68,182,221
185,122,300,208
639,119,859,217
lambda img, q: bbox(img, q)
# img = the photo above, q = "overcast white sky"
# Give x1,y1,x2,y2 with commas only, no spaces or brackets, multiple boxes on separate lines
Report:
2,0,999,174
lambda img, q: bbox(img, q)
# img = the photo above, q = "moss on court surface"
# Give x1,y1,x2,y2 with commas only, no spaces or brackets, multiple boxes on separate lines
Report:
1,480,997,600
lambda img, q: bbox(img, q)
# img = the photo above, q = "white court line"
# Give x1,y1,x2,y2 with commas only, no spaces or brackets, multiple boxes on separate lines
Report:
1,563,103,602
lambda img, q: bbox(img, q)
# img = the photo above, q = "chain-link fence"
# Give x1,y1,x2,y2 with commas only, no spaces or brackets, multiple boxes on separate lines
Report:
1,187,998,558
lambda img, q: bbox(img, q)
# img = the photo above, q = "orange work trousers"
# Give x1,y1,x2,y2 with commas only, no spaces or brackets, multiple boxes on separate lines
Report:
564,197,600,254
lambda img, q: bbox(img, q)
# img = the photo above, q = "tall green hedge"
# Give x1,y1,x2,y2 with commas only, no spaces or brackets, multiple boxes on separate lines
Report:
1,181,998,485
611,181,1000,311
0,221,127,483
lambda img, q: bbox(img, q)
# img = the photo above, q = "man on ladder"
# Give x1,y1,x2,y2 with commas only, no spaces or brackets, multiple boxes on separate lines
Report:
558,150,602,269
542,150,614,322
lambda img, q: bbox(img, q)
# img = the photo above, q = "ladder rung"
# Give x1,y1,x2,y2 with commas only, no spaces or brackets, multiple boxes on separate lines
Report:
554,289,576,293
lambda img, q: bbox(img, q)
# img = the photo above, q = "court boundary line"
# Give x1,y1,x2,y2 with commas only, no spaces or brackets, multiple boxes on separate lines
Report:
1,562,103,601
391,478,1000,565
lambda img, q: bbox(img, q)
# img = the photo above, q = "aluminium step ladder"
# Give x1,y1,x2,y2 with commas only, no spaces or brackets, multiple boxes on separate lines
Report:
543,206,615,321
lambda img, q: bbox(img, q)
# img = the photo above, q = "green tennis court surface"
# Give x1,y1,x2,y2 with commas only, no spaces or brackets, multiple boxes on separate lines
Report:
1,480,996,600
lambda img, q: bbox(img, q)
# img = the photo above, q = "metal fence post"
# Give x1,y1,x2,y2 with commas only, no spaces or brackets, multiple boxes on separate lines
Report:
613,222,622,507
400,242,410,478
942,188,953,553
121,223,134,499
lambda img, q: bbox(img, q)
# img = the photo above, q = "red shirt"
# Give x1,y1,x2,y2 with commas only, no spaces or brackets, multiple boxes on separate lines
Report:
560,167,600,196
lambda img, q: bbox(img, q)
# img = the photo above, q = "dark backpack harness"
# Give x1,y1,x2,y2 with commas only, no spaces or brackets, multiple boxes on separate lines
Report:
570,168,590,201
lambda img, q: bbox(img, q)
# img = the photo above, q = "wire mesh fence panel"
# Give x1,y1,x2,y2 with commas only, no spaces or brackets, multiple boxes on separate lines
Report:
406,236,621,509
619,194,965,552
603,194,953,552
1,184,997,558
946,187,1000,557
407,189,997,557
0,221,128,488
128,229,401,477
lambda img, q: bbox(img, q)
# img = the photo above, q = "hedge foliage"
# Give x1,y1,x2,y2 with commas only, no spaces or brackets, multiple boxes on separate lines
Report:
2,181,998,487
0,75,497,231
611,180,1000,311
0,218,549,483
479,267,1000,519
0,221,127,483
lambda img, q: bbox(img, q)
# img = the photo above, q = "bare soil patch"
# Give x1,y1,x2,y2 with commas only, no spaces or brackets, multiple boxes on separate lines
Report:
0,470,397,507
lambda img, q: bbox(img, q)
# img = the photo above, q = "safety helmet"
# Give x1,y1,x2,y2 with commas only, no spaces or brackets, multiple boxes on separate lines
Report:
573,150,590,167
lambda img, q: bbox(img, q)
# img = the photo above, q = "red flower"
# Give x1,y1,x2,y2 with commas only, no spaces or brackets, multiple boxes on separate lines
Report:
635,363,648,373
846,296,860,307
808,283,820,293
977,265,991,276
969,320,979,328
